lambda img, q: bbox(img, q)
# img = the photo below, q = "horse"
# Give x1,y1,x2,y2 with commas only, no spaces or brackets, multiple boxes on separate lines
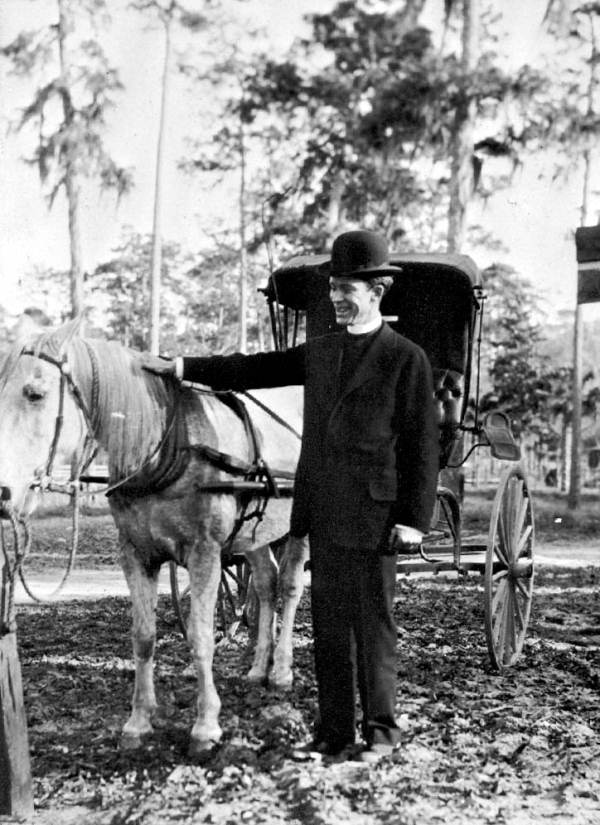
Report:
0,319,308,757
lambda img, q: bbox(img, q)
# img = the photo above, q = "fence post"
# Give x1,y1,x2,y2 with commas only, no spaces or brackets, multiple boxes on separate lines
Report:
0,546,33,819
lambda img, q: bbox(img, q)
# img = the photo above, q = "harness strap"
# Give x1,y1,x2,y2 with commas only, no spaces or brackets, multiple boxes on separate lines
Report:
215,391,283,498
242,391,302,440
44,367,66,480
191,444,295,480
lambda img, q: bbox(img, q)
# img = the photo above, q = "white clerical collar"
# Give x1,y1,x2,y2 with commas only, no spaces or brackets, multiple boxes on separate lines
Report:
346,315,383,335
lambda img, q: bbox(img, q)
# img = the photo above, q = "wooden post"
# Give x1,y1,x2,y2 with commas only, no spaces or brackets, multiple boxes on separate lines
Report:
0,548,33,819
568,303,582,510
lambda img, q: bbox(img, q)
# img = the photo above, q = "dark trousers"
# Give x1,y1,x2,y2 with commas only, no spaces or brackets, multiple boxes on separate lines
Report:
309,540,401,748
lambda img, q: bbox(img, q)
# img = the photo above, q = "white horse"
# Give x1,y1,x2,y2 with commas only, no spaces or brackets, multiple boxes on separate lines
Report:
0,320,308,757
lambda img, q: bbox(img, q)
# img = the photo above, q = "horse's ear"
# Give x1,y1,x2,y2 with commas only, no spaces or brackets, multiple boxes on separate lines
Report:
32,315,86,359
57,315,86,355
12,313,46,345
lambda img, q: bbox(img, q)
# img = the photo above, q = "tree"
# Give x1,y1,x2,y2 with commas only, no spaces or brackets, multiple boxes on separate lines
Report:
87,231,193,351
131,0,209,352
1,0,132,317
238,0,547,258
478,263,548,436
445,0,479,252
536,366,600,490
179,16,302,352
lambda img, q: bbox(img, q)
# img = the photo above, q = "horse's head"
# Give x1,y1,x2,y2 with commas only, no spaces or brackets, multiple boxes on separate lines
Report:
0,321,88,515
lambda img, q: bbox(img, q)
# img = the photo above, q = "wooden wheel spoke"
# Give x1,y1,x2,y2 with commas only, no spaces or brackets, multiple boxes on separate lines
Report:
493,585,509,647
512,584,526,631
514,576,531,601
222,565,244,589
491,577,508,618
503,587,517,665
512,484,528,558
493,529,510,567
220,573,241,616
517,523,533,557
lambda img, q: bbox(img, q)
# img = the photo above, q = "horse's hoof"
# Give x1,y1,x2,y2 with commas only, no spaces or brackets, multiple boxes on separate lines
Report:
269,669,293,691
120,731,146,750
246,667,268,685
188,738,219,763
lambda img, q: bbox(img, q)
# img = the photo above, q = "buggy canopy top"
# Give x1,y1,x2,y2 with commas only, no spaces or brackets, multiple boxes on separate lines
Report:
264,252,481,375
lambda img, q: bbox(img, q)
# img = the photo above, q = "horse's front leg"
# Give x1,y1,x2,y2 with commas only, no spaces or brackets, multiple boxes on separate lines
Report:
119,543,160,748
269,535,309,689
187,535,222,758
243,543,278,684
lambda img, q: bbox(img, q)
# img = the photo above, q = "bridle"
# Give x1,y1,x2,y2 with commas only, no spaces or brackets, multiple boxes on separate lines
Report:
0,341,100,609
19,342,100,496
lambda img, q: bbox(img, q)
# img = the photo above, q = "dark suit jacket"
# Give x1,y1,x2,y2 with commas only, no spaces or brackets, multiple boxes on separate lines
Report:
182,323,439,550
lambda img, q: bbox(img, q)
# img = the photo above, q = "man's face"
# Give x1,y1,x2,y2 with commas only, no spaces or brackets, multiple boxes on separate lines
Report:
329,277,381,327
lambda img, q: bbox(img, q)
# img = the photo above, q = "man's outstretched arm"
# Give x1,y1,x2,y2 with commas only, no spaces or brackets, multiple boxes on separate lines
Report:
140,346,306,391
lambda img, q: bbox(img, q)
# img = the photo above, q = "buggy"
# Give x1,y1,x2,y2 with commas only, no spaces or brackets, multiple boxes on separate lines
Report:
262,250,534,670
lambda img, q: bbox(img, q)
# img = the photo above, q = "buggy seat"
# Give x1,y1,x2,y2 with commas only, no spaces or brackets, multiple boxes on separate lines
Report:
263,252,480,469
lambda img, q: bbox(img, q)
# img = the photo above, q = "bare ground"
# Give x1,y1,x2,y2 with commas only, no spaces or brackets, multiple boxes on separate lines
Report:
8,506,600,825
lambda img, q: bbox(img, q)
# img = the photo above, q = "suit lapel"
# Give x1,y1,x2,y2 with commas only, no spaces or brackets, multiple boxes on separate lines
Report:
327,323,394,422
338,324,393,399
317,334,345,414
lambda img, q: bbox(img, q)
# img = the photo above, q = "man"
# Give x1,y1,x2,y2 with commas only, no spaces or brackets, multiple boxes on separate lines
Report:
147,230,439,763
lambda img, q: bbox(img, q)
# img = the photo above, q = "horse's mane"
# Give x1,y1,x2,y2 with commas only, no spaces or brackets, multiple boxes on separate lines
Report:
0,319,173,484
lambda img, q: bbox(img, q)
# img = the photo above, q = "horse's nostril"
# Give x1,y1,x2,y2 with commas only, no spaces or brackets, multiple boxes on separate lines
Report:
0,487,11,502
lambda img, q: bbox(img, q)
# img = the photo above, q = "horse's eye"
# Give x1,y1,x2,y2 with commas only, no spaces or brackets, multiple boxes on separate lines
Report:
22,382,46,402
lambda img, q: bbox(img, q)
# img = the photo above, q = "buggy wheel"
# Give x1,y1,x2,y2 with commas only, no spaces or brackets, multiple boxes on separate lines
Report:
484,466,534,670
169,557,255,642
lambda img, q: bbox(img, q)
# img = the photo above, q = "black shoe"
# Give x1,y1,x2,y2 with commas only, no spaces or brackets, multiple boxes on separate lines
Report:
357,742,397,764
293,739,356,760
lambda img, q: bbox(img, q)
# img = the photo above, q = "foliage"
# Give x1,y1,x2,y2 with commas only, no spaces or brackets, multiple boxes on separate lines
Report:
479,263,548,434
1,1,133,206
233,0,548,251
87,231,195,352
1,0,134,318
85,229,271,354
479,262,600,458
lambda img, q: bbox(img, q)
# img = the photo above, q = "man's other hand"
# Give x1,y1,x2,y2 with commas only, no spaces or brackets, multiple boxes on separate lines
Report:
137,353,177,376
388,524,423,553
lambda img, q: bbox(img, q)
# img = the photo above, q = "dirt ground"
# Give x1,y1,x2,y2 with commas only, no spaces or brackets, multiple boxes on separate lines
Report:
5,503,600,824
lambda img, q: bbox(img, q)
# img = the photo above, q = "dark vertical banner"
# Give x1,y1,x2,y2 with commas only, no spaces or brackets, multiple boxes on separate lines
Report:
575,225,600,304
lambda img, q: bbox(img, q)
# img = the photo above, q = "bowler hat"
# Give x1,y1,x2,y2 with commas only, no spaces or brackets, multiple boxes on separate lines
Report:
330,230,401,279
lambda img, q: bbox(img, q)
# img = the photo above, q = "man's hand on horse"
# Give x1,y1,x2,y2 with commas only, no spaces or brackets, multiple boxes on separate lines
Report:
389,524,423,554
138,353,178,376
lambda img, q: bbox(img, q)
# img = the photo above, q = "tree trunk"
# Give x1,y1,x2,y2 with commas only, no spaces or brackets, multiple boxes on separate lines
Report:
57,0,84,319
446,0,479,253
238,109,248,354
569,12,598,510
560,419,569,492
327,174,344,243
149,5,173,354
